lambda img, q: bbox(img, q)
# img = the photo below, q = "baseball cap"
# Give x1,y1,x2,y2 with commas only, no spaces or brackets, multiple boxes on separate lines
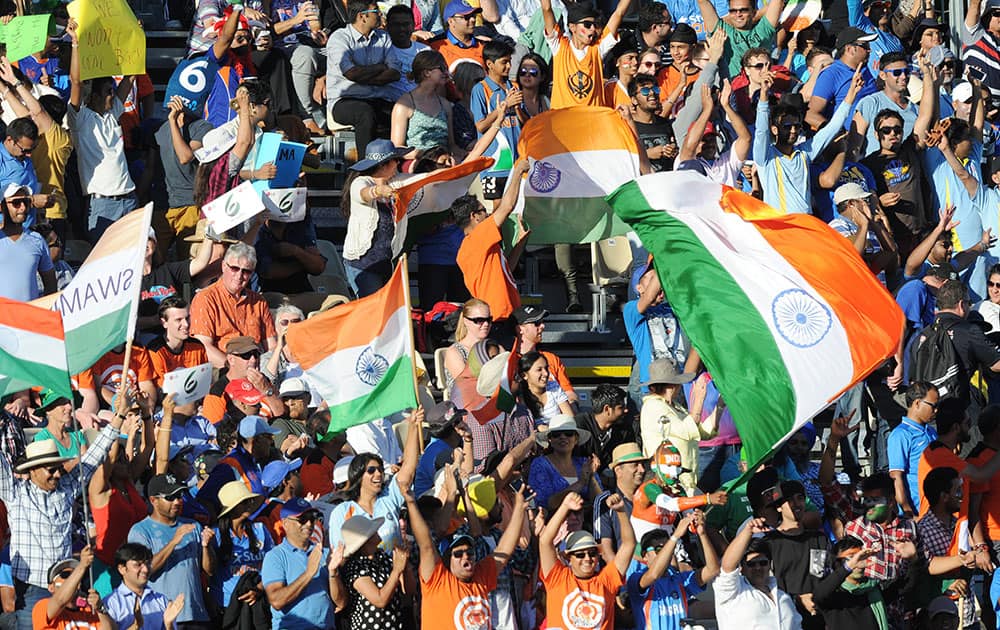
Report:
832,182,873,205
278,377,310,399
443,0,481,20
426,400,467,436
261,458,302,490
280,497,320,520
927,596,958,618
835,27,877,51
147,473,187,499
47,559,80,584
438,533,476,557
564,530,600,553
225,336,260,355
512,305,548,325
225,379,264,405
566,2,597,23
3,183,30,199
333,455,354,486
238,415,281,439
953,81,974,104
747,467,785,512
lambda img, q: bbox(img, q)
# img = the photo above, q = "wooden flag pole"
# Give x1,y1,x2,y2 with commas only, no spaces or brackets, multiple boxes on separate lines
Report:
399,254,425,454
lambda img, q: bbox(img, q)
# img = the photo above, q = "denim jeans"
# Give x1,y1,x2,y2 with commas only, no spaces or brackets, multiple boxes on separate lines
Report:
15,580,48,630
697,443,742,493
346,260,392,298
87,193,137,243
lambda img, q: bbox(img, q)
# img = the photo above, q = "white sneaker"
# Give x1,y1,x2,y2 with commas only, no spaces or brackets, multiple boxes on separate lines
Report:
164,19,183,28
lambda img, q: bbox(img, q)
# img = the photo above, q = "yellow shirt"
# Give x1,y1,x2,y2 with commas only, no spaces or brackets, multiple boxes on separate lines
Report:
32,124,72,220
640,393,717,492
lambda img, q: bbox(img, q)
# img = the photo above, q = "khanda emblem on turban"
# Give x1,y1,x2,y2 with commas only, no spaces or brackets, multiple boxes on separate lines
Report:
567,70,593,99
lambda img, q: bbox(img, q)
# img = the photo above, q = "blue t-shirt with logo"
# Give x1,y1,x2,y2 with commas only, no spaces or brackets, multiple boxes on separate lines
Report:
627,560,705,630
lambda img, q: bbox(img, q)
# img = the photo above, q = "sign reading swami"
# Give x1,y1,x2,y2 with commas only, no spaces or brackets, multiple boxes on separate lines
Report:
67,0,146,81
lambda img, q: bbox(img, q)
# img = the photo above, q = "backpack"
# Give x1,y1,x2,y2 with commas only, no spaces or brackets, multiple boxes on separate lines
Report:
909,316,962,399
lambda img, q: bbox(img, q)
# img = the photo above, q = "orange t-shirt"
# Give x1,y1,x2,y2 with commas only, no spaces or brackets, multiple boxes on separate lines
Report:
420,558,498,629
655,65,699,106
917,442,970,554
541,561,622,630
87,345,154,398
144,337,209,387
456,219,520,320
548,30,612,109
189,280,276,352
72,369,95,392
32,599,101,630
431,38,484,73
603,80,631,111
972,446,1000,540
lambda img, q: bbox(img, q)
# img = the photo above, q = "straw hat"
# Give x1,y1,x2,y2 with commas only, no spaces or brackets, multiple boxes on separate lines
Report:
15,439,71,473
342,515,385,556
217,481,261,518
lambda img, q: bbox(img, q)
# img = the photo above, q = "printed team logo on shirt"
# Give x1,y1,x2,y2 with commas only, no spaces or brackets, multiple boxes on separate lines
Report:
453,594,491,630
562,588,606,629
567,70,594,100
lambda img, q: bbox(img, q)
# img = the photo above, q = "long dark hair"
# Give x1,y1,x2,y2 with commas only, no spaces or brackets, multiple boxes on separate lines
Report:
346,453,384,501
517,351,546,419
217,511,262,562
341,163,391,220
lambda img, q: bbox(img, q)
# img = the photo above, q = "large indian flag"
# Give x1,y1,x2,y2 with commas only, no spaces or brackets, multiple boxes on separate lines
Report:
390,157,493,258
286,261,418,433
0,299,71,400
517,106,639,244
32,204,152,374
608,172,904,467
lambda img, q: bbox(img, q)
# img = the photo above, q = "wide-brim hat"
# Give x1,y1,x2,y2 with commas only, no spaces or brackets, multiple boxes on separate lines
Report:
641,357,696,387
218,480,262,518
15,439,72,473
349,139,412,172
342,515,385,556
610,442,650,467
538,414,590,447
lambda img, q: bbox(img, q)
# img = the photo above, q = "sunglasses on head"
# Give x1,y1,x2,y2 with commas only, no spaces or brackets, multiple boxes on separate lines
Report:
638,86,661,97
519,67,539,77
570,549,600,559
884,67,910,77
878,125,903,135
466,316,492,325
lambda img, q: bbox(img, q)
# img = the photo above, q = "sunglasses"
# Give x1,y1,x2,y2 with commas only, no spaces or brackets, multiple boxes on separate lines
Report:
780,121,802,130
851,42,871,49
13,139,32,155
57,570,75,579
519,67,539,77
451,548,473,558
878,125,903,135
279,318,303,326
991,9,1000,18
576,20,597,28
44,464,63,474
921,399,938,410
454,13,476,20
884,67,910,77
639,60,659,67
570,549,600,559
638,86,660,97
549,430,576,439
729,7,751,13
745,62,770,70
365,465,384,475
234,351,260,360
158,492,184,502
743,557,770,568
644,544,664,554
226,263,254,276
466,316,492,325
989,281,1000,288
293,512,320,524
6,197,29,207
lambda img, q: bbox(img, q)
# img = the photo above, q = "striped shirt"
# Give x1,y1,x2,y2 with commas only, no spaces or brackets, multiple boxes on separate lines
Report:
1,424,119,587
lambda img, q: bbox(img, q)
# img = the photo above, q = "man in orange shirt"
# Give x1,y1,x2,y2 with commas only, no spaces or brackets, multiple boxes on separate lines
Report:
432,0,484,72
190,242,277,368
87,344,157,414
513,305,578,405
406,481,528,630
968,407,1000,575
541,0,630,109
916,399,1000,559
454,159,530,341
144,296,208,388
655,24,699,112
540,491,635,630
200,337,285,424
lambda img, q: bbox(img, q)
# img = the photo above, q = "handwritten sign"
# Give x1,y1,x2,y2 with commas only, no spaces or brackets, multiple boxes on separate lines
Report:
67,0,146,81
253,132,307,189
1,15,51,61
165,57,219,115
202,181,266,234
262,188,307,222
163,363,212,406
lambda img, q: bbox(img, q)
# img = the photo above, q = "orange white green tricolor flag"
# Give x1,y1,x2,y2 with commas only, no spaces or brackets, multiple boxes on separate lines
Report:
608,172,904,467
0,299,72,401
286,262,417,433
517,106,640,244
390,157,494,257
31,203,151,374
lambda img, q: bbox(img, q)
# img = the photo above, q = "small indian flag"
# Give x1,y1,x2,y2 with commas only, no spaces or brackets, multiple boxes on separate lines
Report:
390,157,494,258
286,261,418,433
517,106,640,244
32,204,152,374
608,172,904,467
0,299,71,401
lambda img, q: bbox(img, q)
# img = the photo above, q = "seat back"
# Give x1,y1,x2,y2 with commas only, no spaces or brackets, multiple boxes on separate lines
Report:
591,237,633,286
311,240,354,297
